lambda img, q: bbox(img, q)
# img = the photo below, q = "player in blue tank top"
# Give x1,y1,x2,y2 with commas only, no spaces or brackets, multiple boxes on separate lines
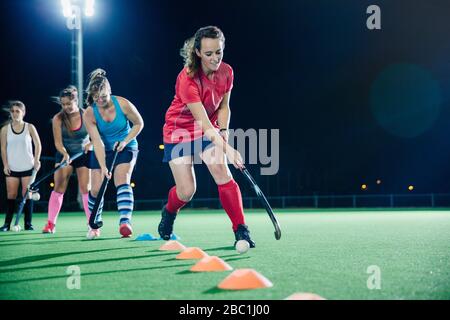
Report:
83,69,144,238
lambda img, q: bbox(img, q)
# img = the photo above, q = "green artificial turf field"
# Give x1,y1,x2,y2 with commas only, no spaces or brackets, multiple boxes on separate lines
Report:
1,209,449,300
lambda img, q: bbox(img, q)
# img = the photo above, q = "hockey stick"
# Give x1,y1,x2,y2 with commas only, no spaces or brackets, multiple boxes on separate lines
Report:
13,169,38,228
240,167,281,240
30,152,84,191
88,149,119,229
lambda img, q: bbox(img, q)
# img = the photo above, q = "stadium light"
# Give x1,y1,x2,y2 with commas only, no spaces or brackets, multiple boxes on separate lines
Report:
408,185,414,191
361,184,367,191
61,0,72,17
159,144,165,150
85,0,95,17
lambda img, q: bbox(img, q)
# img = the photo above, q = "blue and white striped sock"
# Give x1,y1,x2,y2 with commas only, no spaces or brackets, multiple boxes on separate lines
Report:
117,184,134,225
88,192,104,223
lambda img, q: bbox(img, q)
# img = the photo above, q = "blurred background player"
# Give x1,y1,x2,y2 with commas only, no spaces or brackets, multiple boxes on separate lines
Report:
159,26,255,247
84,69,144,238
1,101,41,231
42,86,93,234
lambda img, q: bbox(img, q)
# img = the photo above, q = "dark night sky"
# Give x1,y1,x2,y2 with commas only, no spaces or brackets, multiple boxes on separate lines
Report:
1,0,450,204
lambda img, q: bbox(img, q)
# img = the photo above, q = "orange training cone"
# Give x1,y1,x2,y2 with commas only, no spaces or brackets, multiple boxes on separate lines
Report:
158,240,186,251
218,269,273,290
176,247,208,260
190,256,233,272
285,292,326,300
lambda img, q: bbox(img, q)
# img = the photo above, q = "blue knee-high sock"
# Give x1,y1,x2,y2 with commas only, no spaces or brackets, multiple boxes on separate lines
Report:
117,184,133,225
88,192,104,222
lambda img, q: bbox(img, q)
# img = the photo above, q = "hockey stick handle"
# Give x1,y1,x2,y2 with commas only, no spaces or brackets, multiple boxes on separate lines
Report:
89,149,120,229
30,152,84,190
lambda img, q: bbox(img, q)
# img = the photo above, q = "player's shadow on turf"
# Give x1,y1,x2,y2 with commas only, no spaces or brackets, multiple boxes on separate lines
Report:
204,246,235,251
0,231,86,240
0,237,120,247
0,251,177,273
0,263,194,285
0,233,46,239
176,270,193,275
148,249,169,253
81,237,122,242
203,287,225,295
219,253,243,258
0,235,67,243
163,257,179,262
1,235,86,241
162,251,245,262
223,256,251,262
0,247,132,267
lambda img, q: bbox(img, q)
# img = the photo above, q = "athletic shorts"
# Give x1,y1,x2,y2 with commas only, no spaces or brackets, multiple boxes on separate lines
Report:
55,151,91,169
162,137,214,163
89,148,139,169
8,169,34,178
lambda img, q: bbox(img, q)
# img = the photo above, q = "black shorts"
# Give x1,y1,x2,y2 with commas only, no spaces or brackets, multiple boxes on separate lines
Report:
89,148,139,169
9,169,34,178
162,137,214,163
55,151,91,169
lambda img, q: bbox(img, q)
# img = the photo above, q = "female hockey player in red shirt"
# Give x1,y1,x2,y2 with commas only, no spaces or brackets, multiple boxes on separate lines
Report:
159,26,255,248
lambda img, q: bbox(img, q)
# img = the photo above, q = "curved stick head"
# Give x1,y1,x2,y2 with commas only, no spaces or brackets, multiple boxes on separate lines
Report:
274,225,281,240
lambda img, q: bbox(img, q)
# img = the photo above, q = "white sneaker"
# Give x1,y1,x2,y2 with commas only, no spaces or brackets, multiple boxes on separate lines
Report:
86,227,101,240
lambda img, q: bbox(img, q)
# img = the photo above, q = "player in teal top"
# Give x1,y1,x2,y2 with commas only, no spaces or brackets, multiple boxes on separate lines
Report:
92,95,138,151
83,69,144,239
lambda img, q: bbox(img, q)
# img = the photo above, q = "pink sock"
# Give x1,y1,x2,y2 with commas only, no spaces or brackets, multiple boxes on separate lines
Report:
48,191,64,224
82,193,90,221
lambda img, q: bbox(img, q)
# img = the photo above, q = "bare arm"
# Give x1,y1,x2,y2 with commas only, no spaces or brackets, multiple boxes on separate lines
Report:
116,96,144,151
28,124,42,171
217,92,231,142
1,125,10,175
187,101,243,169
83,107,108,177
52,115,70,162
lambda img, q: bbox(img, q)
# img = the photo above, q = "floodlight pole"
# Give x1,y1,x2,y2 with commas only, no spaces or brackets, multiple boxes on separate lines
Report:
66,4,83,105
63,1,85,210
